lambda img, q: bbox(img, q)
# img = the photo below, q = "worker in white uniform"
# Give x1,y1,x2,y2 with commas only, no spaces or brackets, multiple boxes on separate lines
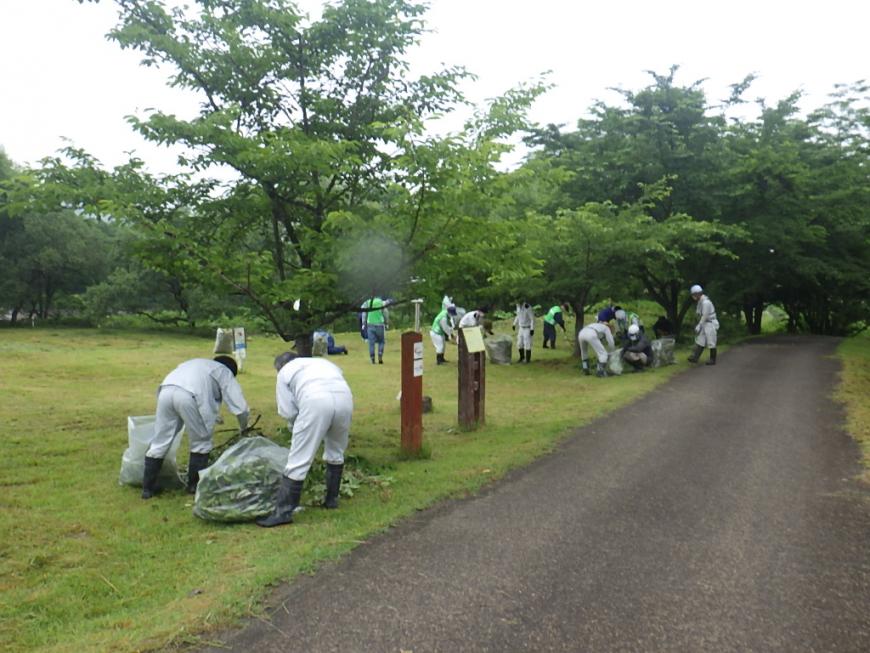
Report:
143,356,250,499
513,302,536,363
430,305,457,365
257,352,354,527
578,319,616,377
688,284,720,365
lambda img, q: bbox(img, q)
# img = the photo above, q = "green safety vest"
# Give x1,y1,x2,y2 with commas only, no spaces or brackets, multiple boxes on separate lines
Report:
618,311,641,331
544,306,562,325
365,298,385,325
431,309,449,336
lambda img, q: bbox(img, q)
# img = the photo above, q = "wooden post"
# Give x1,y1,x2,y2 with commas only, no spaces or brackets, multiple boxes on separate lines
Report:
400,331,424,454
458,329,486,429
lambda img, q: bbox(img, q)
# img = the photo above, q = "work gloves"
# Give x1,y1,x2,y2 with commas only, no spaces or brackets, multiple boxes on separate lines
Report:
237,410,250,435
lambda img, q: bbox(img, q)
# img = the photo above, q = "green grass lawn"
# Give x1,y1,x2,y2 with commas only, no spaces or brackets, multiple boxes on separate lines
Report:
0,326,708,652
836,332,870,482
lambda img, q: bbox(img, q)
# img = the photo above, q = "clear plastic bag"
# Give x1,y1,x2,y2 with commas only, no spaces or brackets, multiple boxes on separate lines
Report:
606,353,624,376
193,436,290,522
651,337,676,368
484,334,513,364
312,331,328,357
119,415,184,488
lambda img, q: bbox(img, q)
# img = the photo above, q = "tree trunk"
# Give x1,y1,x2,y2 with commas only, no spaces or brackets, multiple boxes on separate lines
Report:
294,334,313,357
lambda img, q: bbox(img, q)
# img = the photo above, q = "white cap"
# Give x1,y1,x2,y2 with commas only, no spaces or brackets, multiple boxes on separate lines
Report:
615,309,626,320
628,324,640,336
690,284,703,294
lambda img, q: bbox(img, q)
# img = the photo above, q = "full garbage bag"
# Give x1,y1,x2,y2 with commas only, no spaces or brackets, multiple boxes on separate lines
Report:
194,436,289,522
651,337,676,368
312,331,328,357
485,334,513,365
213,328,235,355
119,415,184,488
606,352,624,376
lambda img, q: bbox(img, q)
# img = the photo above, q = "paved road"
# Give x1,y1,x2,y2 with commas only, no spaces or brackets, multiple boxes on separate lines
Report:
203,336,870,652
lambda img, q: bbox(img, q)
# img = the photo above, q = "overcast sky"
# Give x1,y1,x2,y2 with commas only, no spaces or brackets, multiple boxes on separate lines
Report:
1,0,867,172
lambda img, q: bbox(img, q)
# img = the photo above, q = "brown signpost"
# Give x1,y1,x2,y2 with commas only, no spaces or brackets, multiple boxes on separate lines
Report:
400,330,424,454
458,328,486,429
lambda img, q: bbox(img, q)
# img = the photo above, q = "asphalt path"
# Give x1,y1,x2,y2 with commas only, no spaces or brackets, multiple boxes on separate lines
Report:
202,336,870,652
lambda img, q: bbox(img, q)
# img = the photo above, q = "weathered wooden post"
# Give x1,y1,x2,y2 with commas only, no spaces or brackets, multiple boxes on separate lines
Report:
458,328,486,429
400,307,424,454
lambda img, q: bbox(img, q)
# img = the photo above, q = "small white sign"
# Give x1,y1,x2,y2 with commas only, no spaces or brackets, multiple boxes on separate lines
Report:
413,358,424,377
413,342,424,360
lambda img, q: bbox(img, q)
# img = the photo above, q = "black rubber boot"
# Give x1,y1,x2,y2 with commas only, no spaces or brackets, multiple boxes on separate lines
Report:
581,360,591,376
186,452,211,494
378,356,383,364
688,345,704,363
518,348,525,363
542,339,549,349
141,456,164,500
256,476,305,527
370,355,376,364
596,362,608,378
436,353,445,365
525,349,531,363
631,360,645,373
706,348,717,365
323,463,344,509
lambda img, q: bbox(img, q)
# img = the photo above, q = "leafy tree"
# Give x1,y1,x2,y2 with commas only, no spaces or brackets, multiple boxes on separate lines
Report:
67,0,542,353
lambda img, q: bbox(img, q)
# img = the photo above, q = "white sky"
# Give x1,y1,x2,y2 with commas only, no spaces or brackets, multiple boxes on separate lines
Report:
1,0,867,173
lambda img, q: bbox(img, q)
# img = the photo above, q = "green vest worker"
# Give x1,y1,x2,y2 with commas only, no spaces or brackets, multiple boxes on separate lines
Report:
362,296,388,364
429,305,456,365
542,303,569,349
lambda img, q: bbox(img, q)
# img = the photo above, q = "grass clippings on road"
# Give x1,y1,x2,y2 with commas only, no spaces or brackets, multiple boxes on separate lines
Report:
0,327,690,653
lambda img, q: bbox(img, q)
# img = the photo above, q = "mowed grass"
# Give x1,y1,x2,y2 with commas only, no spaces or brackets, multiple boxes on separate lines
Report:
836,332,870,482
2,326,691,653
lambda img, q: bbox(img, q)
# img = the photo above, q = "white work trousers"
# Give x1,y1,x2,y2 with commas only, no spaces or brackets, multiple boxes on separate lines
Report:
284,390,353,481
148,386,211,457
695,321,719,348
516,327,532,350
430,331,447,354
578,328,608,364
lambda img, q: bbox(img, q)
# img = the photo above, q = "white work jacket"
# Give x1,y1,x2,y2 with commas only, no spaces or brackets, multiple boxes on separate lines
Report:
276,358,352,424
159,359,249,433
514,305,535,330
582,322,616,350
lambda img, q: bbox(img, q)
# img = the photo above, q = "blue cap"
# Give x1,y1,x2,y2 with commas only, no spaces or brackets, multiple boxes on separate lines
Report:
597,307,615,322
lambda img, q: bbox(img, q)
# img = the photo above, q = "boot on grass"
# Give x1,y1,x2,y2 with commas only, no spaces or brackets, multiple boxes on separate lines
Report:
687,345,704,363
323,463,344,509
141,456,164,500
596,362,608,378
256,476,304,528
186,452,211,494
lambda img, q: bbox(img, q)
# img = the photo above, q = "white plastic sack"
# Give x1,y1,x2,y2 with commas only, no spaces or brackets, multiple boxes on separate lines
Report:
484,334,513,365
193,436,290,522
651,337,676,368
312,331,328,357
607,353,624,376
214,328,235,355
119,415,184,488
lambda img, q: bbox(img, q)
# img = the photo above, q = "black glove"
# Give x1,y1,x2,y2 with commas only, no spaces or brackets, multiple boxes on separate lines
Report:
512,325,515,330
530,330,535,336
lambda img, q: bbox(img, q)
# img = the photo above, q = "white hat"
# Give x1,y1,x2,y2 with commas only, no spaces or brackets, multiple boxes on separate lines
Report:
690,284,703,294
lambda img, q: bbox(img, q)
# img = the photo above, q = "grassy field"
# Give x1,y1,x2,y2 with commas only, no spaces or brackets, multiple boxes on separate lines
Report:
836,332,870,482
0,325,697,653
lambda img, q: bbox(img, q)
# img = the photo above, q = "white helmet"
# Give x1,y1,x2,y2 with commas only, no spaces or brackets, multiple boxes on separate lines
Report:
628,324,640,339
614,309,626,321
690,284,703,294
